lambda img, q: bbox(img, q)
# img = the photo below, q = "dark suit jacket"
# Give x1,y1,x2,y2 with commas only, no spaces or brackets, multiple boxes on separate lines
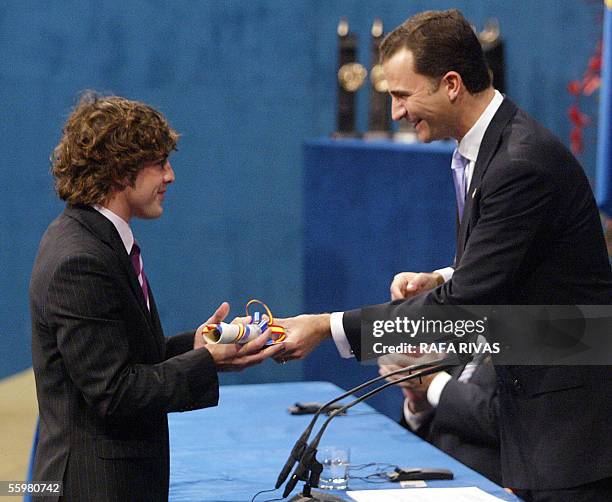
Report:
401,359,501,485
29,205,220,501
342,99,612,489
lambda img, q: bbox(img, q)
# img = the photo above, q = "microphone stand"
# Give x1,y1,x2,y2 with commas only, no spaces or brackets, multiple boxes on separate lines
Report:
283,360,456,501
274,359,445,490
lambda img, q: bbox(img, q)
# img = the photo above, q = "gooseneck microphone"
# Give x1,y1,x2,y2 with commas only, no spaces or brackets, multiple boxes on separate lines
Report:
274,359,448,490
281,359,457,499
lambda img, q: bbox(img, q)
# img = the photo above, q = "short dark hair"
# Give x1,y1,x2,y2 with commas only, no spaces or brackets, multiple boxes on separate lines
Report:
51,91,179,205
380,9,491,94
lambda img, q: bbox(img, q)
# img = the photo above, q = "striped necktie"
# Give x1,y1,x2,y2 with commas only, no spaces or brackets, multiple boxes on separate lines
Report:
130,242,150,311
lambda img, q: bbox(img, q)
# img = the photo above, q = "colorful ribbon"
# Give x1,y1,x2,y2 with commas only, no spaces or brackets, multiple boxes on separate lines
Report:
202,299,286,345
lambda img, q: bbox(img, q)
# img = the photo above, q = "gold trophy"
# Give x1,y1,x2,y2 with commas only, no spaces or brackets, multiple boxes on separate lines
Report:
365,18,391,139
479,18,505,93
335,18,367,137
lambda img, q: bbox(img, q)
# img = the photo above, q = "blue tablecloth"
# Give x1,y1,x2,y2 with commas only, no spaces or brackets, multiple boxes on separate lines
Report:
168,382,518,501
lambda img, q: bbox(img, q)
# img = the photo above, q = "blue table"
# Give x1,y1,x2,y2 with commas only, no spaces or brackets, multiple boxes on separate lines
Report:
302,138,456,418
168,382,518,501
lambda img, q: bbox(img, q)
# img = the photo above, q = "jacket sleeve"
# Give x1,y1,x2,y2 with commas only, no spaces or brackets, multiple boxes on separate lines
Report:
165,331,197,359
46,252,219,419
431,362,499,446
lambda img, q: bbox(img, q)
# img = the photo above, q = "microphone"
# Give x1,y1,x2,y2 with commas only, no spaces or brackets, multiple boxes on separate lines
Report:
282,359,456,498
274,358,447,489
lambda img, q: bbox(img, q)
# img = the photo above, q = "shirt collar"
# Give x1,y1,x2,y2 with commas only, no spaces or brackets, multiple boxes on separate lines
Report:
93,204,134,254
457,89,504,163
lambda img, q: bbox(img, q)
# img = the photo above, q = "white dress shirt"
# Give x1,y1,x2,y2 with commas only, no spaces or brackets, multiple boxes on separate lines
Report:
432,89,504,282
93,204,134,254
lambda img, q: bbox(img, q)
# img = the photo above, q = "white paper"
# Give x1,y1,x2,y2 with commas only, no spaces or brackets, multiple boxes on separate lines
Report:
347,486,508,502
399,480,427,488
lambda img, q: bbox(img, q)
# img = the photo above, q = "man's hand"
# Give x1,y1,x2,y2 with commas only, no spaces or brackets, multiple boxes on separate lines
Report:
204,331,285,372
378,362,438,414
193,302,231,350
378,362,439,393
389,271,444,300
273,314,331,362
193,302,285,371
402,387,433,414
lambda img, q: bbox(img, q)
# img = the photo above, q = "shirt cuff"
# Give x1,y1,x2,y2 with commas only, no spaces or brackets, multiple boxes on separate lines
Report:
330,312,354,359
426,371,452,407
433,267,454,283
403,398,433,431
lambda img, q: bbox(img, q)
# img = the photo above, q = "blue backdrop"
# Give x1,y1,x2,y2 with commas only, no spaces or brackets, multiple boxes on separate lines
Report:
597,2,612,217
1,0,603,384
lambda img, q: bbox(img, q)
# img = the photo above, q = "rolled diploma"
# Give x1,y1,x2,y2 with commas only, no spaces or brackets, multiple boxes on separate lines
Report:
203,322,263,344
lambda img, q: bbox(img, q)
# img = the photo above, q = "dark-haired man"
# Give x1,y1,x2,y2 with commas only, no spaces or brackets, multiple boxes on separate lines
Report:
29,93,284,501
276,10,612,501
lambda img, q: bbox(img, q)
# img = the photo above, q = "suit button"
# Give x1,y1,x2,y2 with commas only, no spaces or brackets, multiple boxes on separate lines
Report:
513,378,521,390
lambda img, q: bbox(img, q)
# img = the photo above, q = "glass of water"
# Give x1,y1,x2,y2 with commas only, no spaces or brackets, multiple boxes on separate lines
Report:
317,446,350,490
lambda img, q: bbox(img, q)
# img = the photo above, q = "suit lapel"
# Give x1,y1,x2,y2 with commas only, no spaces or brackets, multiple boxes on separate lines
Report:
456,99,518,263
64,205,162,351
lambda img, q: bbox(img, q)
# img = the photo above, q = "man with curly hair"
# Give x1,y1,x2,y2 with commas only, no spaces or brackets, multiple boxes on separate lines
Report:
29,93,283,501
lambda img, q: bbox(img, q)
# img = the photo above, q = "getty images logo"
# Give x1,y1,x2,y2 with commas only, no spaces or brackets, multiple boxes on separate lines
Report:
371,316,488,338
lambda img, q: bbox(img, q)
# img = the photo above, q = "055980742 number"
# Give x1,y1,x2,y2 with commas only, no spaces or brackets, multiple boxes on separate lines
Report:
1,481,62,495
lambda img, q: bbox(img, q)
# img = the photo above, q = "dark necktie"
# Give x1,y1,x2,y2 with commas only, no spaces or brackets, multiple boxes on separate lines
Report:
130,241,150,310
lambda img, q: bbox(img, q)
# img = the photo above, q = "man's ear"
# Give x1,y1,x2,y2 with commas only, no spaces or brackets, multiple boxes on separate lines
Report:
108,179,130,197
443,71,462,102
117,176,133,190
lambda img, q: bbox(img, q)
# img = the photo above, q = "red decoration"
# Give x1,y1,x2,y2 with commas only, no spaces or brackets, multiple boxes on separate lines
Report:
568,80,582,96
567,36,602,155
570,127,584,155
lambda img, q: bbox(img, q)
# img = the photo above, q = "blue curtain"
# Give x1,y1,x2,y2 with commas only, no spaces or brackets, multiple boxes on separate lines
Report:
596,1,612,217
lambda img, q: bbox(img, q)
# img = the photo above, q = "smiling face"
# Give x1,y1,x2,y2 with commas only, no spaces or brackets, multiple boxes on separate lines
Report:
122,158,175,221
383,48,456,143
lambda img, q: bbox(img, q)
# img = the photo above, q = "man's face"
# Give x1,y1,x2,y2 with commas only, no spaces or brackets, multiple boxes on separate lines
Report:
383,49,454,143
123,158,175,220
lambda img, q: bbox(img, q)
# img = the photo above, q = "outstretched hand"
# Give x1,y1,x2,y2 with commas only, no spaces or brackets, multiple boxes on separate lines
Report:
193,302,231,350
273,313,331,363
193,302,285,371
205,330,285,372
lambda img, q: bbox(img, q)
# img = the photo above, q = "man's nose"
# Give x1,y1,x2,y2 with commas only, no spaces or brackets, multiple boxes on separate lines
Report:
391,100,406,121
163,161,175,183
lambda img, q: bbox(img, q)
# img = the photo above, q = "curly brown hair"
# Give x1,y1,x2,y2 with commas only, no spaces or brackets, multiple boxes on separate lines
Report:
51,92,179,205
